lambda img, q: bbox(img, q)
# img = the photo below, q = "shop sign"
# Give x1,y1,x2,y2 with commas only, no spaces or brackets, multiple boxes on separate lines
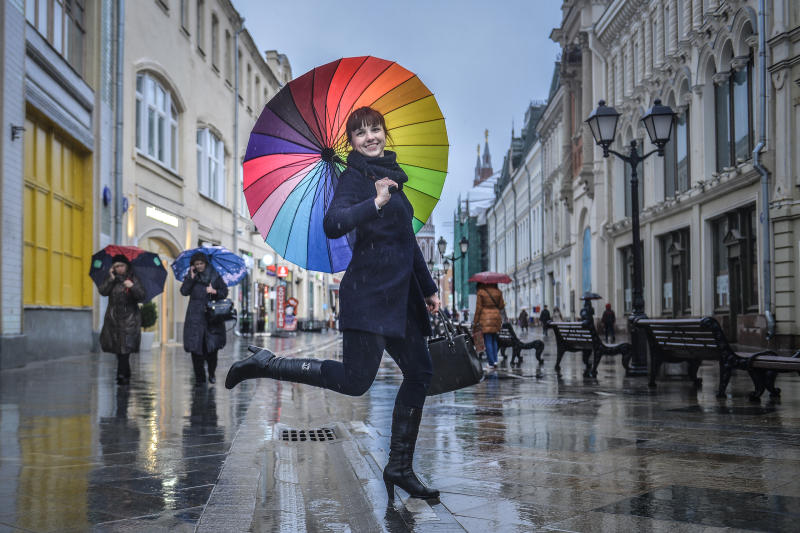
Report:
277,266,289,278
276,285,286,329
146,205,179,227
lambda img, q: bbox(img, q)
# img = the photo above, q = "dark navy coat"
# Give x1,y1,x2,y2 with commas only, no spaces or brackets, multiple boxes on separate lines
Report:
181,268,229,354
323,166,437,338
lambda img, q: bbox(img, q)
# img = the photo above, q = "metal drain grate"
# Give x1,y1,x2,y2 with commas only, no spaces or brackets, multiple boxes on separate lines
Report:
280,427,337,442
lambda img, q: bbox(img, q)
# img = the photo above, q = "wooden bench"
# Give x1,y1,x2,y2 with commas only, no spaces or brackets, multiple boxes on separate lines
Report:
549,321,632,377
498,322,544,366
727,349,800,401
633,316,778,398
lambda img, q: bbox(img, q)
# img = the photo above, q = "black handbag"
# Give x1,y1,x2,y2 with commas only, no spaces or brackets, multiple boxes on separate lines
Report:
206,298,237,323
427,311,484,395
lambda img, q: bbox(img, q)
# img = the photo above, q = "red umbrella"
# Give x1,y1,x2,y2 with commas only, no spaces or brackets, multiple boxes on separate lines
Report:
467,272,512,284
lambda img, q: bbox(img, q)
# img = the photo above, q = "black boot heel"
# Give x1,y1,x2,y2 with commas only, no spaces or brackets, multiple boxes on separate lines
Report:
385,479,395,502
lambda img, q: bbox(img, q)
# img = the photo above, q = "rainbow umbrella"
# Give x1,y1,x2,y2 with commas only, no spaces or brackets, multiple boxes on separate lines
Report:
244,56,448,273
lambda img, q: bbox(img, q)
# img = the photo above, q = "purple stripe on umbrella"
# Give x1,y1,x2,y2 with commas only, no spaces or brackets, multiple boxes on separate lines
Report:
245,133,318,161
250,108,320,154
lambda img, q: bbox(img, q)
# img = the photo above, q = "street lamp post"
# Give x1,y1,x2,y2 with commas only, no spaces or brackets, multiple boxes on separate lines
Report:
586,99,675,376
437,236,469,314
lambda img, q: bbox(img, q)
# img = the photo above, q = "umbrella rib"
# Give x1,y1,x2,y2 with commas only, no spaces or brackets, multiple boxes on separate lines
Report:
323,166,338,272
335,59,394,140
278,163,324,258
375,87,434,117
243,156,320,193
310,67,330,147
247,161,319,219
246,132,320,158
267,88,324,151
396,161,449,175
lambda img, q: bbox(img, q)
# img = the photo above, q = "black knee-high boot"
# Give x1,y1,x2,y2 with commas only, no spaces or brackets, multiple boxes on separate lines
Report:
116,353,131,385
207,351,218,383
225,346,325,390
383,403,439,502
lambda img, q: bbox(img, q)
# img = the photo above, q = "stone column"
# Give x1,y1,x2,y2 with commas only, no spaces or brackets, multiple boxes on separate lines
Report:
655,4,665,66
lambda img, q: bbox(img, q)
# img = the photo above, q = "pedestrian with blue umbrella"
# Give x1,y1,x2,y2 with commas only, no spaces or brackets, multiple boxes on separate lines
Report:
173,248,242,385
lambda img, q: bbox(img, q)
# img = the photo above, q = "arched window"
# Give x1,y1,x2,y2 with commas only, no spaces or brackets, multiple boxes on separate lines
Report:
197,128,225,204
136,72,179,170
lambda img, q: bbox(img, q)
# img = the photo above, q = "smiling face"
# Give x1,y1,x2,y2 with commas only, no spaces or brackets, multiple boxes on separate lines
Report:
350,121,386,158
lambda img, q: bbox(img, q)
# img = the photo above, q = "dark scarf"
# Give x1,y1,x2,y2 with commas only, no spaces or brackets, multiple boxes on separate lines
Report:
346,150,408,190
196,265,217,286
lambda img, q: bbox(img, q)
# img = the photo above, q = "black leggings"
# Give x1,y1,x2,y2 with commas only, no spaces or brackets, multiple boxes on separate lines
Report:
319,315,433,409
116,353,131,378
191,348,218,381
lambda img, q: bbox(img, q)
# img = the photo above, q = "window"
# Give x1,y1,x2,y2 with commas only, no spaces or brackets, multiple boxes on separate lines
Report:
712,204,758,313
715,59,753,170
247,63,253,110
660,228,691,316
26,0,86,76
197,128,225,204
136,73,179,170
196,0,205,54
225,30,232,83
624,139,644,217
180,0,189,31
211,14,219,70
664,108,690,197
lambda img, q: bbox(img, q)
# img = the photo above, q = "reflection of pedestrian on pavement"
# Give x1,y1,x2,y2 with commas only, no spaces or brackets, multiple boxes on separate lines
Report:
98,255,146,385
181,251,228,385
226,107,441,503
181,386,222,490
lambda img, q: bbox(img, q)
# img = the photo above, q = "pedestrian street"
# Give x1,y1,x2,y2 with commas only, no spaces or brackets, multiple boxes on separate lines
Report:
1,330,799,532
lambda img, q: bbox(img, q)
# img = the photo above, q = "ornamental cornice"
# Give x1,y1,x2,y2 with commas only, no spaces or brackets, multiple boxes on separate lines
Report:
596,0,648,50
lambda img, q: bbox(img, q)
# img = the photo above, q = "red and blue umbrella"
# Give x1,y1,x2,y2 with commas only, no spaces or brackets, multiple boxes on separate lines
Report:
171,246,247,286
244,56,449,273
89,245,167,302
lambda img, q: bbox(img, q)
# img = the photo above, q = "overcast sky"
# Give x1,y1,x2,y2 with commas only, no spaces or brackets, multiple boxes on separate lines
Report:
235,0,562,252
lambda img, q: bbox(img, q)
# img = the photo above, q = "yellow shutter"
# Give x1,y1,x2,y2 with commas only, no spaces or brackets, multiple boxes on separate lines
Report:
23,111,93,307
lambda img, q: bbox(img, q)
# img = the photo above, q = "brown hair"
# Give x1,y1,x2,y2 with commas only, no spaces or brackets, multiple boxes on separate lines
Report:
345,107,393,146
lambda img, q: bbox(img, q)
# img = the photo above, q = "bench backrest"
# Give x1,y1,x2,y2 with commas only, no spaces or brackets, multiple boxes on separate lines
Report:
550,321,594,348
635,317,729,358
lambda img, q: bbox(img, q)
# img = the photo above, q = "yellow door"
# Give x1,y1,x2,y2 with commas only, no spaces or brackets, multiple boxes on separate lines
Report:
23,110,92,307
142,237,177,344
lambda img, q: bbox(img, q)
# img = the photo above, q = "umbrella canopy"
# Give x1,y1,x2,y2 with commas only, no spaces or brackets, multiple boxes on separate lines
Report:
89,245,167,302
581,292,602,300
468,272,513,284
243,56,449,273
171,246,247,286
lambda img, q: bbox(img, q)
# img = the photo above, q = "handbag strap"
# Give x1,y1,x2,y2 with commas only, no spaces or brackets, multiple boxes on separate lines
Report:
437,310,456,342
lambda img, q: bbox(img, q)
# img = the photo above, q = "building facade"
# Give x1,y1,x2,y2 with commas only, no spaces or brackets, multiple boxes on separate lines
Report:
551,0,800,347
1,0,346,368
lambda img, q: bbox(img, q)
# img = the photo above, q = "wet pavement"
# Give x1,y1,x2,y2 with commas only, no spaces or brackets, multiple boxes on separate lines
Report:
1,330,799,532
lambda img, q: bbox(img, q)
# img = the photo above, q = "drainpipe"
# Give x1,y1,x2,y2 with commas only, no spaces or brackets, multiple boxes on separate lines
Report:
753,0,774,339
113,0,124,243
232,19,244,262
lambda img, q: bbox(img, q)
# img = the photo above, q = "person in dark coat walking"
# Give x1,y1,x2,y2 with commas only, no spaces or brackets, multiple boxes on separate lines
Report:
518,308,529,334
539,305,552,337
225,106,441,502
181,251,228,385
601,303,616,342
99,254,146,385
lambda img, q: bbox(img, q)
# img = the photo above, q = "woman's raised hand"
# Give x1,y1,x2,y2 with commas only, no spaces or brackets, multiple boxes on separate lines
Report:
123,280,133,288
374,178,398,209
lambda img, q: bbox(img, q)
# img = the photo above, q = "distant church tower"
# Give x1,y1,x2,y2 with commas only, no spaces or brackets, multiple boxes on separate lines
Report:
473,129,493,186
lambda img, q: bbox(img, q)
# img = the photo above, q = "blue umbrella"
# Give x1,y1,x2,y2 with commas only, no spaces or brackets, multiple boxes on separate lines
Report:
171,246,248,286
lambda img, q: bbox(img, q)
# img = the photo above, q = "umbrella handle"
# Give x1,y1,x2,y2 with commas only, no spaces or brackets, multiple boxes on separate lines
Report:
388,185,398,194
